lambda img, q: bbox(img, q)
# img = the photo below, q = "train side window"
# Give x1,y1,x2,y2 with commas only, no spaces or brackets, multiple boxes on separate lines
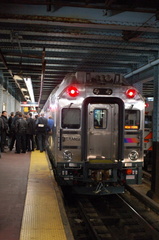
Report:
125,110,140,129
62,108,81,129
94,109,107,129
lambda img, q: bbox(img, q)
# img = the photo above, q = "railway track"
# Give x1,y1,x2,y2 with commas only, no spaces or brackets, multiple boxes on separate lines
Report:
142,170,151,186
64,193,159,240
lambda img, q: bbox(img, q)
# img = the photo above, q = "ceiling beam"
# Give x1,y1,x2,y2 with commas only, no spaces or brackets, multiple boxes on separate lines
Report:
0,1,158,13
0,18,159,33
38,47,46,106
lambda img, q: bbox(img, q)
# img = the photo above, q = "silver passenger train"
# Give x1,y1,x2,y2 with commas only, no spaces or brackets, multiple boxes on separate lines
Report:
43,72,145,195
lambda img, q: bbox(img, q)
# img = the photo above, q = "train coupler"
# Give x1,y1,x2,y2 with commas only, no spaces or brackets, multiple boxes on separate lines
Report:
94,182,110,194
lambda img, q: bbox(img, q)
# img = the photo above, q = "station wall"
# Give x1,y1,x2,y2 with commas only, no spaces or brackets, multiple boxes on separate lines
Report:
0,84,21,116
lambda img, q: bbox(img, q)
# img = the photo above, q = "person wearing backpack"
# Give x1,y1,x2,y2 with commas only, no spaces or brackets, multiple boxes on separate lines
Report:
35,113,48,152
15,112,27,154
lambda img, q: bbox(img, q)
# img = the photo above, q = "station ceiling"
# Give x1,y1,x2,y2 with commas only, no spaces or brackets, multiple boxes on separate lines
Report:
0,0,159,109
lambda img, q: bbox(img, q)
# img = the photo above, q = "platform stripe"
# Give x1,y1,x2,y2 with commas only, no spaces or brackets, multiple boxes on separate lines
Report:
20,151,67,240
124,138,139,143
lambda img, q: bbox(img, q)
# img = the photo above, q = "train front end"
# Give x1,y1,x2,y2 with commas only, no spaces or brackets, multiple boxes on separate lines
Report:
47,72,145,195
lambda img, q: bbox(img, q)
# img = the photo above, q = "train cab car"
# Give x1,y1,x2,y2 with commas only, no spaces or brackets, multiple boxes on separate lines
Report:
43,72,145,195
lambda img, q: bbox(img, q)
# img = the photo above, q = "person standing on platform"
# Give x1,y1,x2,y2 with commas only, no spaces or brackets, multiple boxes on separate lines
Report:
0,117,4,158
34,114,39,150
46,116,54,145
26,112,35,152
1,111,9,152
35,113,48,152
15,112,27,154
8,112,14,147
9,111,20,151
47,116,54,132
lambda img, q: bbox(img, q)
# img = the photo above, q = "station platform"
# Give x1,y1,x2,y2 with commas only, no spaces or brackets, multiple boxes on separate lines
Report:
0,149,74,240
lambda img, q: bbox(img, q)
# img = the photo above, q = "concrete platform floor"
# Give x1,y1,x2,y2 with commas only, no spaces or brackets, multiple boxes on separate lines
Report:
0,150,30,240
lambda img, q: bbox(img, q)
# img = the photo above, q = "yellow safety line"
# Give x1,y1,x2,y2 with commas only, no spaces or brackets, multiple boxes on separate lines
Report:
20,151,67,240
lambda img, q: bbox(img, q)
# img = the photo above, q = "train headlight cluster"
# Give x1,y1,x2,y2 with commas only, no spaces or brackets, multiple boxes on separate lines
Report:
63,150,72,161
128,150,139,161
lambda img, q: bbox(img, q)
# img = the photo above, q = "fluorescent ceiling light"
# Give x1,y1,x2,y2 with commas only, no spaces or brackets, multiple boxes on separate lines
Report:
24,77,35,102
21,88,27,92
13,74,23,80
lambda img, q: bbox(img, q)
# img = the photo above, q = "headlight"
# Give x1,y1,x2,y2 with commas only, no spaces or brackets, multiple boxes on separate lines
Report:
128,150,139,161
63,150,72,161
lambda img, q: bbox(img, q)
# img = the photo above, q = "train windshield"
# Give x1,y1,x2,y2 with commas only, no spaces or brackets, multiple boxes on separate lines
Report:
62,108,81,129
94,109,107,129
125,110,140,129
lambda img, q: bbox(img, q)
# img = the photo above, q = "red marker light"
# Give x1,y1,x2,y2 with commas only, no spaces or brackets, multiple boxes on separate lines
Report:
126,89,136,98
126,169,132,175
67,86,79,97
145,103,149,108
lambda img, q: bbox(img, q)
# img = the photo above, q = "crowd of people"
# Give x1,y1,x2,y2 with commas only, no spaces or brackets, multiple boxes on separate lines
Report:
0,111,54,158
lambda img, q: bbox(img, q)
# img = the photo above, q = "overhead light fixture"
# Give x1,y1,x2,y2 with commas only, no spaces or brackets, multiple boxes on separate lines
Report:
24,77,35,103
13,74,23,81
21,88,27,92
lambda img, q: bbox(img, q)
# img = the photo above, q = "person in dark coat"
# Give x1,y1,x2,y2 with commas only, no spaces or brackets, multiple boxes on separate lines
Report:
8,112,14,131
0,117,4,158
8,112,14,147
35,113,48,152
15,112,27,154
1,111,9,152
34,114,39,150
9,111,20,151
26,112,35,151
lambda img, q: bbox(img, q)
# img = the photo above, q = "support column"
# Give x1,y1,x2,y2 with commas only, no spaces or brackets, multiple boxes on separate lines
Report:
147,65,159,198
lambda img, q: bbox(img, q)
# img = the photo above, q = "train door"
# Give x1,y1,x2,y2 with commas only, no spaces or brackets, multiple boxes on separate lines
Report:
81,97,125,162
87,103,118,161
